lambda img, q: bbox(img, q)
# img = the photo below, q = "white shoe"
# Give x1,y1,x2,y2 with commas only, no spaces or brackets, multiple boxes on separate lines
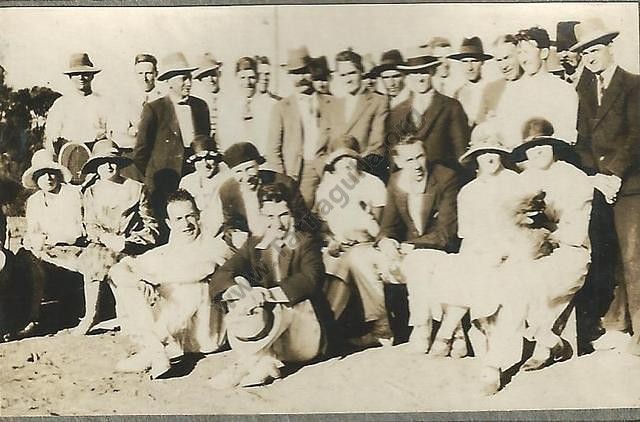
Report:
592,331,631,351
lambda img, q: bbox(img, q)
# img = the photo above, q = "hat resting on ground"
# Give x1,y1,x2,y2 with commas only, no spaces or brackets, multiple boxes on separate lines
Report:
186,135,222,164
64,53,101,75
448,37,493,61
193,53,222,79
223,142,266,169
22,149,72,189
459,122,511,165
570,18,620,52
81,140,133,174
157,52,198,81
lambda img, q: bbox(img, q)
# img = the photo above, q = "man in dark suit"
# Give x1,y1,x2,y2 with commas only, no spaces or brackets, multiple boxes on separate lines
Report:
319,49,389,182
570,19,640,354
387,48,470,174
208,183,330,388
219,142,315,251
134,52,211,198
345,136,459,345
267,47,328,207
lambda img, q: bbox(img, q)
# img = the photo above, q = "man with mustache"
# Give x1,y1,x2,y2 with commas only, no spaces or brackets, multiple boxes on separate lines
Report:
110,189,232,379
218,142,315,251
477,34,524,124
267,47,328,207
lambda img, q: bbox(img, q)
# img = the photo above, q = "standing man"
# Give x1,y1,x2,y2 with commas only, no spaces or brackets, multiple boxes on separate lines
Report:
45,53,110,156
477,34,524,124
449,37,493,128
570,19,640,354
424,37,456,97
309,56,332,96
267,46,327,207
256,56,281,100
494,26,579,147
192,53,223,140
319,49,389,182
555,21,582,84
134,52,210,218
387,47,470,173
371,49,410,110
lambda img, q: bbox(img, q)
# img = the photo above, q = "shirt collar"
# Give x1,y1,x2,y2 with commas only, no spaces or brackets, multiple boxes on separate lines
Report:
398,169,428,194
598,65,616,89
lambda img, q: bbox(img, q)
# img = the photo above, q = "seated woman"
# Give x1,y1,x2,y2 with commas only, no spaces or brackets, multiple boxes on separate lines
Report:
14,149,86,338
78,140,159,335
179,135,229,235
314,135,386,319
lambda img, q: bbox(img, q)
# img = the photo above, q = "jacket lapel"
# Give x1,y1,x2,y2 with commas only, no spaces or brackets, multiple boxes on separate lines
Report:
278,245,293,283
165,97,182,140
345,93,369,133
594,66,624,129
416,92,445,138
418,174,438,233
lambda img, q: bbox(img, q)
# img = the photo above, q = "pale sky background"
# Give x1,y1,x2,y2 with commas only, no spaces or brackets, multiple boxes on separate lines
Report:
0,3,638,100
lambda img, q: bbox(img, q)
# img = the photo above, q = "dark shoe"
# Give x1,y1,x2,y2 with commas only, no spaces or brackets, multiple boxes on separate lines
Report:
522,339,572,371
14,321,39,339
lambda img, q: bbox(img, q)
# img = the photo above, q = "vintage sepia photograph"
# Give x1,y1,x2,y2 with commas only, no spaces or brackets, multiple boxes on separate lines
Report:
0,2,639,417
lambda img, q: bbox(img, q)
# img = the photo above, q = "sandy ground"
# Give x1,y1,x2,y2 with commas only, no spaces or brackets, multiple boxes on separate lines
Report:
1,329,639,416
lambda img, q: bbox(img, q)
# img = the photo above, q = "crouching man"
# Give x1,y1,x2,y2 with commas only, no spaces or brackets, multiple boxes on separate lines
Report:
208,183,330,389
110,189,231,379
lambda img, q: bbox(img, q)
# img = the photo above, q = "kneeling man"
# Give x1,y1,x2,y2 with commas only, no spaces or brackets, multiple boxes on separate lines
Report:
111,189,231,379
209,183,330,388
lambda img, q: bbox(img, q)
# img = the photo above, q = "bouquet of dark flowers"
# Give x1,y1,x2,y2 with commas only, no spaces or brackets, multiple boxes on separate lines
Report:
514,191,560,259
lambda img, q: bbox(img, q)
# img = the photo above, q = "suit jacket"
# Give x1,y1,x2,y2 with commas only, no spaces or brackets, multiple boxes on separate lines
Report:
266,94,329,180
387,91,470,171
134,95,211,192
320,91,389,157
209,232,328,313
218,170,316,238
575,66,640,196
379,163,459,251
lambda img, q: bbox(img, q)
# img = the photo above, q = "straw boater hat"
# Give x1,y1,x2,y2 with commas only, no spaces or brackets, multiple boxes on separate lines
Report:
223,142,266,169
157,52,198,81
282,46,313,73
193,52,222,80
459,123,511,166
448,37,493,61
369,49,404,77
186,135,222,165
22,149,72,189
63,53,101,75
397,47,440,72
569,18,620,52
81,140,133,174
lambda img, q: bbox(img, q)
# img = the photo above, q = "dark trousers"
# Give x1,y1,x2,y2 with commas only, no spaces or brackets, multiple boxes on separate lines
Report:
602,194,640,352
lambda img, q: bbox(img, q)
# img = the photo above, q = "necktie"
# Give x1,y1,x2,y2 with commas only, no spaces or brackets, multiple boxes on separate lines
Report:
244,98,252,120
597,73,605,106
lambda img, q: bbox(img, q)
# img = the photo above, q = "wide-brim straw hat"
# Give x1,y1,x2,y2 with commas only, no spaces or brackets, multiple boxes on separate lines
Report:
570,18,620,52
81,140,133,174
226,302,284,355
157,52,198,81
63,53,101,75
22,149,72,189
459,124,511,165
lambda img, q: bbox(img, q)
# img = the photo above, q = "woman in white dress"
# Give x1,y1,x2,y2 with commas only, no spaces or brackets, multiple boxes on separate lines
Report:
78,140,159,334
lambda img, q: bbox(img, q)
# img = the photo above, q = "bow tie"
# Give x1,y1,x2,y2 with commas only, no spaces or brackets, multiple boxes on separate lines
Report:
177,98,189,105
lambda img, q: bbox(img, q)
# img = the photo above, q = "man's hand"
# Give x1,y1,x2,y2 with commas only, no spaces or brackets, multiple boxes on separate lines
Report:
592,174,622,204
378,237,400,259
101,233,126,252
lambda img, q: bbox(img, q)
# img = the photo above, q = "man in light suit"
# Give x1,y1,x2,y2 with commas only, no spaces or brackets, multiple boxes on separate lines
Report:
134,52,211,227
386,47,470,174
570,19,640,355
267,47,328,207
319,49,389,182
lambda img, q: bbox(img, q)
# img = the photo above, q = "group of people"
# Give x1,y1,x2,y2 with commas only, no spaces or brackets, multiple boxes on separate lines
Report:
0,16,638,395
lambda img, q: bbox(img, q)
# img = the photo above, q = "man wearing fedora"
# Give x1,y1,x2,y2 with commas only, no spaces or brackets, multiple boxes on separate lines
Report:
569,19,640,355
266,46,327,207
217,57,279,156
192,53,223,140
373,49,410,109
319,49,389,182
477,34,524,125
209,183,331,388
450,37,493,128
110,189,232,379
309,56,332,96
555,21,583,84
493,26,578,147
219,142,315,252
386,47,470,174
134,52,211,207
44,52,110,155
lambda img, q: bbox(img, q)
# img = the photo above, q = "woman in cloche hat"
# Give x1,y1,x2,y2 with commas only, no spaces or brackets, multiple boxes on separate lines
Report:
77,140,159,335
